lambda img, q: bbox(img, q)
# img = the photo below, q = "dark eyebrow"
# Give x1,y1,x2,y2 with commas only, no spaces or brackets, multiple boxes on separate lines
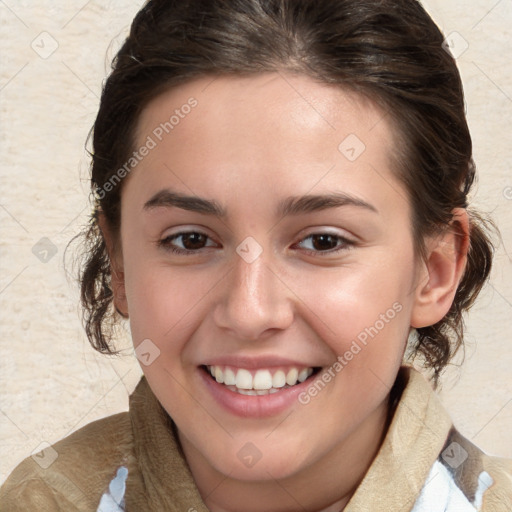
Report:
278,192,378,216
143,190,226,216
143,189,378,217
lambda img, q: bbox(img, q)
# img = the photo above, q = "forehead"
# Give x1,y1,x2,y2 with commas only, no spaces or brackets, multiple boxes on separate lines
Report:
128,72,408,221
136,72,394,149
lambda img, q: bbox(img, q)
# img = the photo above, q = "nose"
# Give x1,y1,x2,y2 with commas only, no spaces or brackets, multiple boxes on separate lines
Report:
212,244,294,342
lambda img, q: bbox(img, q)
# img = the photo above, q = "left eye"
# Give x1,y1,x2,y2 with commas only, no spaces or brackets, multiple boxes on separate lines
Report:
158,231,354,256
296,233,354,256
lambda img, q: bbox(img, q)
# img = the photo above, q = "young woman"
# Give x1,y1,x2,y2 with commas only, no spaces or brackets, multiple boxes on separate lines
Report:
1,0,510,510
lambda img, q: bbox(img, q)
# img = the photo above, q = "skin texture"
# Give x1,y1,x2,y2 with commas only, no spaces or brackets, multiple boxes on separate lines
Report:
99,72,469,512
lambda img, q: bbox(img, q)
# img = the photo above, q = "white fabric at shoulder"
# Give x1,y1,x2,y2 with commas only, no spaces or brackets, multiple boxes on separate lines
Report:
411,460,493,511
96,466,128,512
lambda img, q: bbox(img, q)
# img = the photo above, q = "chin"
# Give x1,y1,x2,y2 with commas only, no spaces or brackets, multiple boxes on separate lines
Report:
208,442,307,482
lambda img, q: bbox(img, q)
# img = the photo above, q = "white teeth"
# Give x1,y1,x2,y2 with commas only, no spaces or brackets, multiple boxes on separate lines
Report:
298,368,310,382
214,366,224,384
206,365,316,393
253,370,273,390
223,367,236,386
237,388,258,396
272,370,286,388
235,368,253,390
286,368,298,385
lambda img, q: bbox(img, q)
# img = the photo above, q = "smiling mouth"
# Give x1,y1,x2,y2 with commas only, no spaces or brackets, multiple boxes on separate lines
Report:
201,365,322,395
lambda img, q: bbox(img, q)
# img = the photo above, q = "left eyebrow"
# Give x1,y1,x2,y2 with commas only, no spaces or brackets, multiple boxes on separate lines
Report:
142,189,378,218
277,192,378,216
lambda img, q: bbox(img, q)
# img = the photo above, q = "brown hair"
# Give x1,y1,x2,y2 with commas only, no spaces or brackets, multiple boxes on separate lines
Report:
67,0,496,385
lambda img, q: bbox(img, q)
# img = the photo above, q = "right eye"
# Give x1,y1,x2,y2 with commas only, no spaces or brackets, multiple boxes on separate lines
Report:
157,231,217,255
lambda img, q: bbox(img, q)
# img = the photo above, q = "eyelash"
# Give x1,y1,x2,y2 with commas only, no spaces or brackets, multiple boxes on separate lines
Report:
157,231,355,257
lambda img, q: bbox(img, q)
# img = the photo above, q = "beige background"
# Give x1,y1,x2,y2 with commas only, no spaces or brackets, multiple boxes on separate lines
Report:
0,0,511,484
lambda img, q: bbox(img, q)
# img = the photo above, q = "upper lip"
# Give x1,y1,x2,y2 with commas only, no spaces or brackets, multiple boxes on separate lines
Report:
201,355,322,369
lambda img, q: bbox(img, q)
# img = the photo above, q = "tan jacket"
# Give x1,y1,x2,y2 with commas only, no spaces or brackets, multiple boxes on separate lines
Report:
1,366,511,511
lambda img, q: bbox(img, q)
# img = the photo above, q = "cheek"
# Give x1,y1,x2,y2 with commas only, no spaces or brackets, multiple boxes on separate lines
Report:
123,256,216,352
299,258,413,342
294,253,414,403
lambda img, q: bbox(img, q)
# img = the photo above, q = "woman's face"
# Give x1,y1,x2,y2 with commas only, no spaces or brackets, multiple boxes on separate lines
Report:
117,72,420,481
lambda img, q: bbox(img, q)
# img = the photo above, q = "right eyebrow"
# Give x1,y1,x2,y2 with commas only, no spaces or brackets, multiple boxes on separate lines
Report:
143,189,225,216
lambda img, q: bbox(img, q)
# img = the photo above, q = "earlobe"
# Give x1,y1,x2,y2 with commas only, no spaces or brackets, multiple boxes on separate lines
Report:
97,212,129,318
410,208,469,329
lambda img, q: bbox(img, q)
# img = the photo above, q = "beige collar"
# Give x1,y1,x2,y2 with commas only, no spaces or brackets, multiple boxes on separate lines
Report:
345,366,452,510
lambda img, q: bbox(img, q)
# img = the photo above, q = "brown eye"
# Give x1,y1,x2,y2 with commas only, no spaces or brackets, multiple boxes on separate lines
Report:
297,233,354,256
158,231,215,255
309,234,339,251
177,232,208,250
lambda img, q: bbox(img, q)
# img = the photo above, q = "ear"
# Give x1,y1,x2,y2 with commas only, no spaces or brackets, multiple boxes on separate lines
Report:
97,212,129,318
410,208,470,328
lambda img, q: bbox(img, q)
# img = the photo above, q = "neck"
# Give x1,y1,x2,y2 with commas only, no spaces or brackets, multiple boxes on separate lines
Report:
178,394,395,512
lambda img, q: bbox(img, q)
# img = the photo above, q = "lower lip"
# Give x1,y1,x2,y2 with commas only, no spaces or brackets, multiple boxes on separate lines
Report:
198,367,319,418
